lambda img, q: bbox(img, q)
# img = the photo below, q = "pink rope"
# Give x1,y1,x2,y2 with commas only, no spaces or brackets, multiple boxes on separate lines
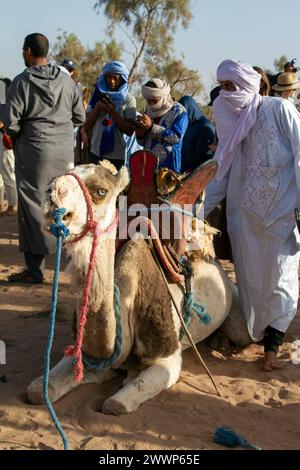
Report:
64,232,99,382
63,172,118,382
66,172,96,244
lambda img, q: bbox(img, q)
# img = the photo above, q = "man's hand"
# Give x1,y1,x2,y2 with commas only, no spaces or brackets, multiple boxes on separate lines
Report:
136,114,153,130
81,127,89,146
94,100,106,113
100,96,116,115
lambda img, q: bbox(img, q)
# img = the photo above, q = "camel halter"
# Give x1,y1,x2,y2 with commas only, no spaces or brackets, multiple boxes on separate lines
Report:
62,172,119,383
64,172,118,244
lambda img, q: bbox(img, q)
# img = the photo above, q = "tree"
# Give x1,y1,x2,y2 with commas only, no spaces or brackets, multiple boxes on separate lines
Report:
274,54,289,73
94,0,203,98
50,31,122,88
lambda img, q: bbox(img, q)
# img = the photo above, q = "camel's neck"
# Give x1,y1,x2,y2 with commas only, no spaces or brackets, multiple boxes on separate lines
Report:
67,234,117,358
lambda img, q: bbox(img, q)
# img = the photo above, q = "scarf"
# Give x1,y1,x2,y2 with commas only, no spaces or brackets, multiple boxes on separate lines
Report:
142,78,173,118
213,59,262,181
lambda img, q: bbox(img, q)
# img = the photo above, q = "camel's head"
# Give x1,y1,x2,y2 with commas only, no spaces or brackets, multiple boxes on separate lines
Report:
46,161,129,240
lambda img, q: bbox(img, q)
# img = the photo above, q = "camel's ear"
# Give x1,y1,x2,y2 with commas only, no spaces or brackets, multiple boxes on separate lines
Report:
116,166,130,195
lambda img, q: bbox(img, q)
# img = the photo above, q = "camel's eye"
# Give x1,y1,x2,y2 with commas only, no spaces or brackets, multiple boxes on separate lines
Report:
96,189,107,198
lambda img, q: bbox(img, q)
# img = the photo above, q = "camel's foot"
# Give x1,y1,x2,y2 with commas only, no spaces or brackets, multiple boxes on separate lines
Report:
102,397,129,415
263,351,285,372
207,330,231,352
102,351,182,415
234,342,264,358
27,377,51,405
26,357,118,405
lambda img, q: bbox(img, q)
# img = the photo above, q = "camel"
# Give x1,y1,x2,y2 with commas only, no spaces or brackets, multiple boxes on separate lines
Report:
27,159,250,415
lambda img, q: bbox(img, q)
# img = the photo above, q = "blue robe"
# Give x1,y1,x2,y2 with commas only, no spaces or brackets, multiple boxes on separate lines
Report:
137,102,188,173
179,96,215,172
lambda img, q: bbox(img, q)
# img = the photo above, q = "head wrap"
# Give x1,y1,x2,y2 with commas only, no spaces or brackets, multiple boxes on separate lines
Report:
213,59,262,181
178,95,204,123
88,61,130,159
142,78,173,118
89,61,129,109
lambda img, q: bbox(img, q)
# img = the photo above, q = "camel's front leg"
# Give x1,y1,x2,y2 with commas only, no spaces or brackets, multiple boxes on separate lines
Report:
27,357,118,405
102,349,182,415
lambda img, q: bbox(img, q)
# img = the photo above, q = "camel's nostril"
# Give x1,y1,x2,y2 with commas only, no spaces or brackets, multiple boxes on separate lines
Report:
62,212,73,222
58,186,68,198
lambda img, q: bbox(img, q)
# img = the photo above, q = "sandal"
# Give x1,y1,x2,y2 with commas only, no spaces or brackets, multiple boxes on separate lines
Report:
7,270,44,284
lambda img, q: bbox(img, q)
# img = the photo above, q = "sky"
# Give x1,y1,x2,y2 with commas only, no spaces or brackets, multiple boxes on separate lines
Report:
1,0,300,99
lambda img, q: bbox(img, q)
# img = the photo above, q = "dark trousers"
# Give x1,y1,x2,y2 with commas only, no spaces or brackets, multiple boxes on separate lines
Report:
264,326,285,354
88,152,124,170
24,252,45,282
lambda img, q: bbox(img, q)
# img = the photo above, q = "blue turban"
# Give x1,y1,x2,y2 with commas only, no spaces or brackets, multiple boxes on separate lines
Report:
89,61,130,109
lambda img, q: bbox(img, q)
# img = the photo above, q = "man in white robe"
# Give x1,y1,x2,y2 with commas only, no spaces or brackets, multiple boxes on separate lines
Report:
205,59,300,371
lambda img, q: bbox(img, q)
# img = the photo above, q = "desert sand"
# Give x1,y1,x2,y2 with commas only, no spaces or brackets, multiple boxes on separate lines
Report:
0,214,299,451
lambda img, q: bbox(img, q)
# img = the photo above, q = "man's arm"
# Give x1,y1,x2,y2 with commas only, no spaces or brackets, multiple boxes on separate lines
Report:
101,95,136,136
149,111,188,145
0,76,25,135
72,86,86,127
204,168,229,217
279,100,300,193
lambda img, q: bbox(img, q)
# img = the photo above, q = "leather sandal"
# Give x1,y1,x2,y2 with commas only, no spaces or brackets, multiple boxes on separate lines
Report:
7,270,43,284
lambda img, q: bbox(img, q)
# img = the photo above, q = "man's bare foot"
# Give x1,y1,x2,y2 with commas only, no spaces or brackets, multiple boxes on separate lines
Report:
234,343,264,358
5,206,17,216
263,351,285,372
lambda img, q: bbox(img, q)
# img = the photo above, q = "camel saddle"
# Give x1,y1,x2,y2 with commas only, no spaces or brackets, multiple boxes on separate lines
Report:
117,150,217,282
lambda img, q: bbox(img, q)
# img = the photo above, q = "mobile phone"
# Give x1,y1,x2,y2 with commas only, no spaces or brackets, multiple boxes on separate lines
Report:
99,93,113,105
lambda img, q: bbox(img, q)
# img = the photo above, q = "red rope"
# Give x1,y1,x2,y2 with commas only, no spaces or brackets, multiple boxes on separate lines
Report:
66,172,96,244
64,232,99,382
63,172,118,382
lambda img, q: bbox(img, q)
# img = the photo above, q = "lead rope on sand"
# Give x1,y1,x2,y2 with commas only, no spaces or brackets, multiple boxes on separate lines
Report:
44,208,70,450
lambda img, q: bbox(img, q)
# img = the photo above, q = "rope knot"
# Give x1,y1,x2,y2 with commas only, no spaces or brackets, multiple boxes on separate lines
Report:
50,208,70,240
87,220,97,231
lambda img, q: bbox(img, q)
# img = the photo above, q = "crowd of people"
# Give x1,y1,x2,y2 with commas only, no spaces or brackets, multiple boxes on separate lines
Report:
1,33,300,372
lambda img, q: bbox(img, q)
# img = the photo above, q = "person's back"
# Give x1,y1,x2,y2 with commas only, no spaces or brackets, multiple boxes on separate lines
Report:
5,64,83,146
179,96,215,172
0,33,85,284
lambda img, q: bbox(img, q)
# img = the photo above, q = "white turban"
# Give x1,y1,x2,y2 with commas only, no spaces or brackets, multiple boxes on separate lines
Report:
213,59,262,181
142,78,173,118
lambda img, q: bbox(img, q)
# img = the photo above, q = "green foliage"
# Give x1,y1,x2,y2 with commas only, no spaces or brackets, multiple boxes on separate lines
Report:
273,54,289,73
94,0,203,98
50,31,122,88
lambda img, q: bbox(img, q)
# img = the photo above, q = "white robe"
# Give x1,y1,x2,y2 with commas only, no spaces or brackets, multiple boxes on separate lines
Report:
205,97,300,341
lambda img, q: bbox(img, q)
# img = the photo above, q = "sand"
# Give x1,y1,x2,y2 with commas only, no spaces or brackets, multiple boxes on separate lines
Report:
0,214,299,451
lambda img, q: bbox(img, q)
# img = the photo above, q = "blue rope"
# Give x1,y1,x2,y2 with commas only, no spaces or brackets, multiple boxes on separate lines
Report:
184,293,211,326
214,426,262,450
43,208,70,451
83,284,122,371
179,256,211,340
180,292,211,340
